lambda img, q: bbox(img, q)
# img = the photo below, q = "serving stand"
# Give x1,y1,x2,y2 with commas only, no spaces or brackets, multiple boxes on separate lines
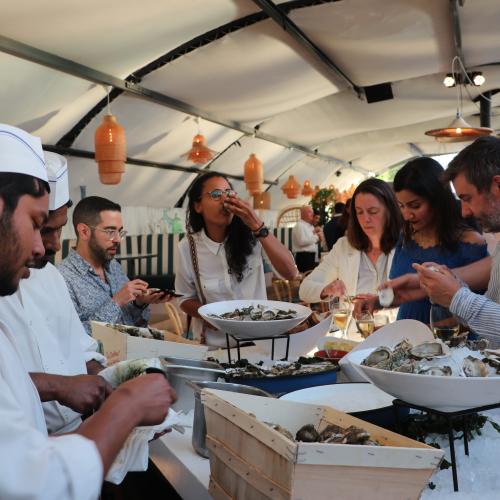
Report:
392,398,500,492
224,332,291,363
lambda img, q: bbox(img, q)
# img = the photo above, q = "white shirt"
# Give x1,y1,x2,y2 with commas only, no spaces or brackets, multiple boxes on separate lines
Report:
0,320,103,499
0,263,107,434
175,230,267,346
292,219,319,253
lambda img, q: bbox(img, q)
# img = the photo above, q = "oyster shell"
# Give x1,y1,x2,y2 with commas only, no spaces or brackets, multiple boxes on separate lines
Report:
319,424,345,443
410,341,445,359
295,424,320,442
393,360,416,373
264,422,294,441
341,425,371,444
416,365,452,376
463,356,489,377
362,346,392,367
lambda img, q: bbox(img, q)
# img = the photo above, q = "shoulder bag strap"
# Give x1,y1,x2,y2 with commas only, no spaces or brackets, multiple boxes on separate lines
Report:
187,232,208,345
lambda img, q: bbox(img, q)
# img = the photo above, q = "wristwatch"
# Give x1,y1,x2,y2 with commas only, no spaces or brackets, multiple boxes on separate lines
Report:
253,223,269,239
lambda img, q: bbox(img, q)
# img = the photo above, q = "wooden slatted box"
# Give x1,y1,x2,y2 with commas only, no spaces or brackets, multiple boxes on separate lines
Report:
202,389,443,500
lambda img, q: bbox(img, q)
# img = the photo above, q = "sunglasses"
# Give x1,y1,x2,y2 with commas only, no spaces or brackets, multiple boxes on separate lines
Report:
205,188,237,201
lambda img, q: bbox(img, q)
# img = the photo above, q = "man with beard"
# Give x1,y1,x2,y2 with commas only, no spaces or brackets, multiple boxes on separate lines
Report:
0,152,109,435
413,136,500,345
0,124,175,499
58,196,168,334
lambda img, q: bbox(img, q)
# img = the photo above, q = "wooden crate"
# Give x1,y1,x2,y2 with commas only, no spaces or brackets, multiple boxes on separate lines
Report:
91,321,207,365
202,389,444,500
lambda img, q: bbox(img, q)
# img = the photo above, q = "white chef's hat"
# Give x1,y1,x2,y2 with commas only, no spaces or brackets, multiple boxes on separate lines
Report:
0,124,47,182
44,152,69,211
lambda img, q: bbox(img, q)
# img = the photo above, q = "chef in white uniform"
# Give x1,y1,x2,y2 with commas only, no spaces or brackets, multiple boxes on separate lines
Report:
0,151,109,434
0,124,175,499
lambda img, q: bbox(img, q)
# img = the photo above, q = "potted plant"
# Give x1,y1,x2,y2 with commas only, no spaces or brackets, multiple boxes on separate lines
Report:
310,188,335,226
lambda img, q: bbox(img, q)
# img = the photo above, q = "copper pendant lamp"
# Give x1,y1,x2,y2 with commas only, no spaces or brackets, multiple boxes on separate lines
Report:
425,114,493,143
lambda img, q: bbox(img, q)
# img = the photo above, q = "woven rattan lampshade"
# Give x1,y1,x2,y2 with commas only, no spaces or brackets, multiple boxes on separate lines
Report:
244,153,264,195
94,114,126,185
281,175,301,199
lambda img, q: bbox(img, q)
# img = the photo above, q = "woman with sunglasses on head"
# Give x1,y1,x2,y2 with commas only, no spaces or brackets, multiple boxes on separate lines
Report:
299,178,402,332
388,157,487,323
175,172,297,347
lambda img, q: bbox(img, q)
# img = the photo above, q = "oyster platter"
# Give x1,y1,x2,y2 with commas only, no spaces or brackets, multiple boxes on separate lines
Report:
361,338,499,378
349,336,500,411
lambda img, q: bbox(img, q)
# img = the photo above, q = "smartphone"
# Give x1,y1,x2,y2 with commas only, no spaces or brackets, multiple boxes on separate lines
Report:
147,288,184,297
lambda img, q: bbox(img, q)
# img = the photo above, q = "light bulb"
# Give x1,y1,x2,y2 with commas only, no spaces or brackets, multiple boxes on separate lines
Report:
472,73,485,86
455,127,462,134
443,74,455,87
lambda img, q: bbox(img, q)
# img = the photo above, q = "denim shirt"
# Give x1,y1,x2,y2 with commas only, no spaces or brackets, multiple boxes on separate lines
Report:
58,250,149,334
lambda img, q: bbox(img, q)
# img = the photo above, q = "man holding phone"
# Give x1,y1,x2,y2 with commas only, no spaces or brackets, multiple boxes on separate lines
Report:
59,196,171,334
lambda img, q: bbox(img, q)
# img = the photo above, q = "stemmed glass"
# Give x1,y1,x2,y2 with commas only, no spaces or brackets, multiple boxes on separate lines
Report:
430,304,460,342
355,310,375,339
330,296,352,338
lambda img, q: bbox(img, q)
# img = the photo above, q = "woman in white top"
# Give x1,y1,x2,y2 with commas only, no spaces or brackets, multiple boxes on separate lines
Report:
176,172,297,346
299,178,402,307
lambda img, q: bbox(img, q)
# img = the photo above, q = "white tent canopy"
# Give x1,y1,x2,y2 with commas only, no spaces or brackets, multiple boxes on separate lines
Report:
1,0,499,212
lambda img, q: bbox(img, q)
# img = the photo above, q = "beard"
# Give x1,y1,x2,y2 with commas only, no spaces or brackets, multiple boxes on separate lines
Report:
478,194,500,233
0,213,23,296
89,234,119,264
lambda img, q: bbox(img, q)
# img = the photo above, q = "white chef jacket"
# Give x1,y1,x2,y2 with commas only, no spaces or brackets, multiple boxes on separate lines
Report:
0,320,103,499
292,219,319,253
0,263,107,434
175,230,267,346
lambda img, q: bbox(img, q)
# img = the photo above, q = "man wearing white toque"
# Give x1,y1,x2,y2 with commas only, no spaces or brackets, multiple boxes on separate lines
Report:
0,151,110,435
0,124,175,499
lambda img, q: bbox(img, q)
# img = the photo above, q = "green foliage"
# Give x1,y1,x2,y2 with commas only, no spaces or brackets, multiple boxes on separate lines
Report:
310,188,335,226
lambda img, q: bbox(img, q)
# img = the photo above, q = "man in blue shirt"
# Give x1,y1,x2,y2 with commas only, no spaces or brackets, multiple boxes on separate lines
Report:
59,196,168,334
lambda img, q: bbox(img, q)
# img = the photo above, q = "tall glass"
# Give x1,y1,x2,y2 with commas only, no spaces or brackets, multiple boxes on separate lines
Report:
430,304,460,341
331,296,351,338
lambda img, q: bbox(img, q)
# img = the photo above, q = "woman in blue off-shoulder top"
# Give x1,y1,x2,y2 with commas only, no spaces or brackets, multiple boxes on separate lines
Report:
390,157,487,324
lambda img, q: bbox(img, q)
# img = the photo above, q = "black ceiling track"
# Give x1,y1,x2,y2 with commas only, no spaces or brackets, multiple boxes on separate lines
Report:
56,0,340,148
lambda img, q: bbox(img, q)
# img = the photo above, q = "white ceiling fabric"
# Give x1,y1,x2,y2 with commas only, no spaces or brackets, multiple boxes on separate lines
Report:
0,0,498,211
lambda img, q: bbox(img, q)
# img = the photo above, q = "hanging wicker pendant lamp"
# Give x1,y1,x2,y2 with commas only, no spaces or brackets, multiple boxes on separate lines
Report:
281,175,301,199
244,153,264,195
183,134,216,164
94,114,126,185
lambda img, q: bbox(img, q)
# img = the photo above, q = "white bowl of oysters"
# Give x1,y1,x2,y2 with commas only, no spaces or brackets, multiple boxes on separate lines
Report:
349,338,500,411
199,300,311,339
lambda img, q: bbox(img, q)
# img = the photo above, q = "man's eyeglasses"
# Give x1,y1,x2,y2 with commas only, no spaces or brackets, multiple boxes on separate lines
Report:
205,188,237,201
88,226,128,240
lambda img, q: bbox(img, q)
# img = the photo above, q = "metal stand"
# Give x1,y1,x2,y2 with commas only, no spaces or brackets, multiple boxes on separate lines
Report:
392,399,500,492
224,332,291,364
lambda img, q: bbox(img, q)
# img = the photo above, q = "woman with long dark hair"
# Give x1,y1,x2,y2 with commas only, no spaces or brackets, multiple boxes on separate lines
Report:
299,178,402,332
389,157,487,322
175,172,296,346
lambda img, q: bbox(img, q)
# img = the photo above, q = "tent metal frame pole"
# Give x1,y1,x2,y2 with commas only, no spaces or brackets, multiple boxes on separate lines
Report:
0,34,370,176
42,145,278,185
251,0,362,98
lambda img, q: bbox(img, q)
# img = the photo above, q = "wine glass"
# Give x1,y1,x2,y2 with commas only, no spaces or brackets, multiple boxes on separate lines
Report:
430,304,460,342
331,296,352,338
355,310,375,339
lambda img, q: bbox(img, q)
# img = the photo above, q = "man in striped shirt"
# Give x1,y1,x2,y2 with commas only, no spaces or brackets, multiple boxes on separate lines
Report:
415,136,500,345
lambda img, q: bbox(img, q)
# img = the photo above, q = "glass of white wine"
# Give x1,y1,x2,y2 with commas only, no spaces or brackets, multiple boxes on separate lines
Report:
430,304,460,341
331,296,351,338
355,311,375,339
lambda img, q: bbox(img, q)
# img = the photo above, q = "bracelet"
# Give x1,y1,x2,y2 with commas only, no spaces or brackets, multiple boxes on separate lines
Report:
133,299,148,310
252,222,265,234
